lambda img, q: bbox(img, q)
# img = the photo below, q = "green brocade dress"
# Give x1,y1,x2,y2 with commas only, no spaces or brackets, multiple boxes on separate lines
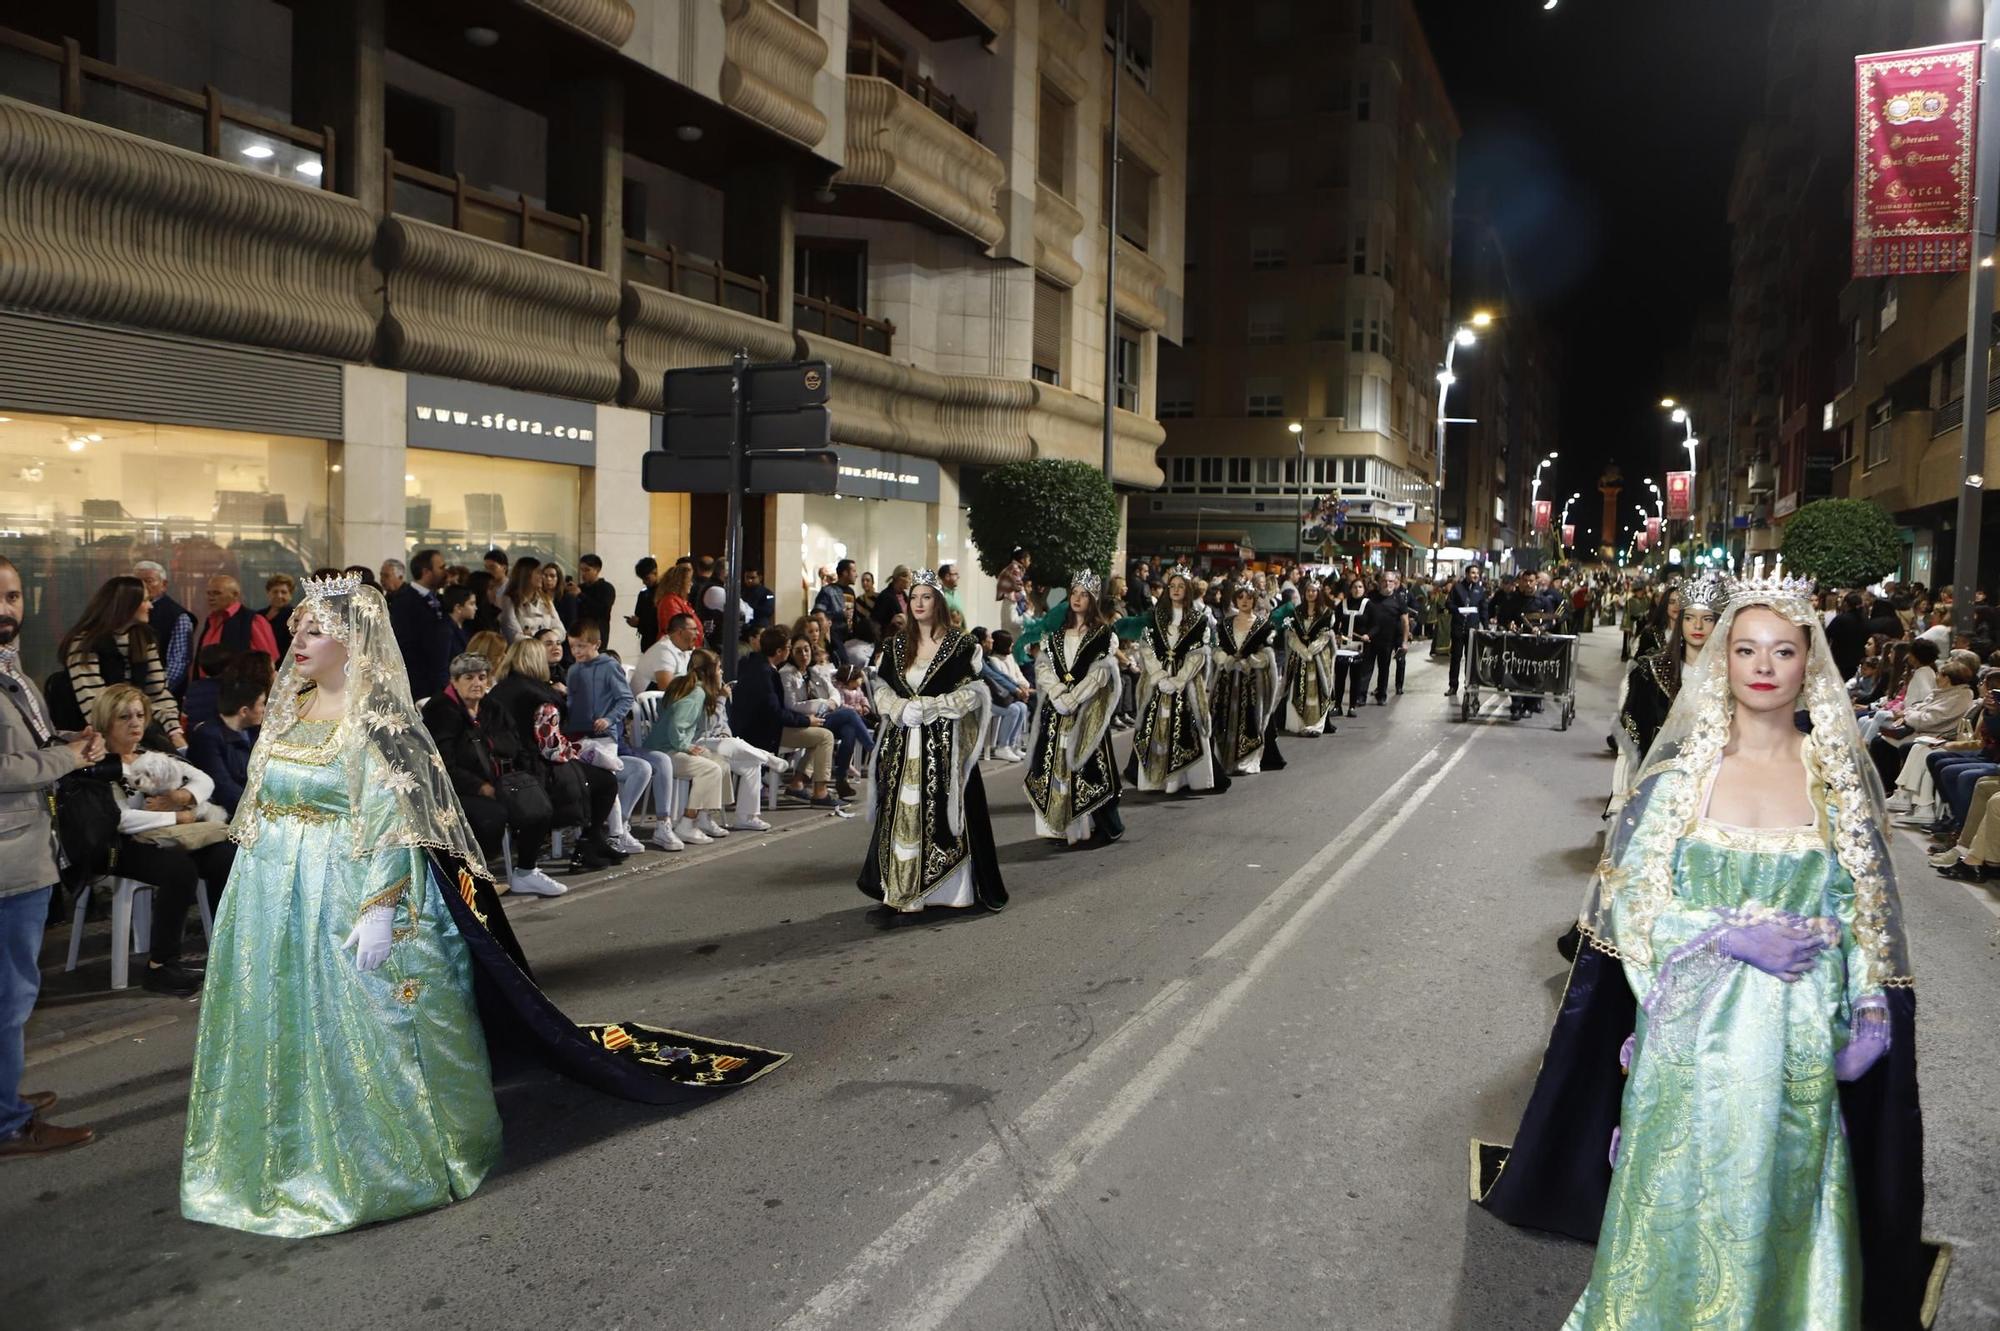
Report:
180,718,503,1237
1565,818,1872,1330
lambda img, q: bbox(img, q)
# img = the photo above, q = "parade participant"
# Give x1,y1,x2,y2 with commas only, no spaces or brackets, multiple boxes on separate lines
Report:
1212,581,1286,774
1609,572,1719,808
1024,570,1123,845
1130,565,1226,793
1280,577,1340,737
182,575,786,1237
1445,563,1490,693
857,570,1006,915
1330,575,1372,717
1629,582,1680,662
1476,558,1938,1331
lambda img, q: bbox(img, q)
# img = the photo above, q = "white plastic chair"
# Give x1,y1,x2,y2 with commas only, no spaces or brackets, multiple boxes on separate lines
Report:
66,875,214,991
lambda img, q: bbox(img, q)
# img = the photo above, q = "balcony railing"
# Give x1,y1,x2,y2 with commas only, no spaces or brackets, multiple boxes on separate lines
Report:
623,238,771,320
793,293,894,355
385,152,588,266
846,35,978,138
0,26,334,187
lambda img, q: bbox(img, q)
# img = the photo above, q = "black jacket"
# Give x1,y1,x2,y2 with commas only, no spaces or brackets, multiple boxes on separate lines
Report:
421,691,525,803
1825,610,1870,681
1490,589,1532,628
729,651,811,752
388,583,454,702
1447,579,1491,626
1362,594,1407,648
577,577,618,637
487,674,566,773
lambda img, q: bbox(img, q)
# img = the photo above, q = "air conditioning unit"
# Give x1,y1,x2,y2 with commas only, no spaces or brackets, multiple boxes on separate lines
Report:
1746,461,1776,494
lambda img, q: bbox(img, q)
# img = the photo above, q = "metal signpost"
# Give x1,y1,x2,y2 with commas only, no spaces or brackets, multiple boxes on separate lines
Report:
644,352,839,675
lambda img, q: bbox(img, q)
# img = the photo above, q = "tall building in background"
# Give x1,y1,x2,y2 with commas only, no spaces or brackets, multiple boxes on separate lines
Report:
1131,0,1456,576
0,0,1187,678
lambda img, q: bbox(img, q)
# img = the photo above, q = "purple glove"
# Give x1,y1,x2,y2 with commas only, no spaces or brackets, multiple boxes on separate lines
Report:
1835,1011,1891,1082
1715,920,1827,982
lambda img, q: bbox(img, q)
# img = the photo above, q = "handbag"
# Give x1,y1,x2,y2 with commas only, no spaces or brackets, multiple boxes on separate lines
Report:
497,768,554,827
54,761,124,887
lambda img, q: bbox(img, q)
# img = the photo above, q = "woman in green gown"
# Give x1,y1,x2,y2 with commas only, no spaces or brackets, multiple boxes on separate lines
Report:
181,574,502,1236
1551,560,1919,1328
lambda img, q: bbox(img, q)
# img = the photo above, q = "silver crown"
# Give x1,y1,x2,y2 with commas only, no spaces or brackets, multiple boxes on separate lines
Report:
298,572,363,604
1070,568,1102,598
1681,570,1725,613
1720,555,1816,618
1164,563,1194,583
911,567,944,591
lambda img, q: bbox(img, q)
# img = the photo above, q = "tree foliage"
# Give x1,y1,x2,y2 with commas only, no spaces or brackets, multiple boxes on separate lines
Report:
1779,498,1903,590
965,459,1119,588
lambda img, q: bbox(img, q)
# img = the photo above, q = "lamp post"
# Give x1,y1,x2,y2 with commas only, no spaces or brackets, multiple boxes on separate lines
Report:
1431,311,1491,581
1559,491,1580,551
1290,420,1305,570
1661,399,1700,541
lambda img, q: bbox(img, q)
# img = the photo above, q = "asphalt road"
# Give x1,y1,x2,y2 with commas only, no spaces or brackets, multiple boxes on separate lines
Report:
5,628,1997,1331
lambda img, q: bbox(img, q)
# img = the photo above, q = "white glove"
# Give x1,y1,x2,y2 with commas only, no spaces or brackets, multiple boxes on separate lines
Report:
342,906,395,973
903,698,928,728
1158,677,1181,695
1052,689,1077,716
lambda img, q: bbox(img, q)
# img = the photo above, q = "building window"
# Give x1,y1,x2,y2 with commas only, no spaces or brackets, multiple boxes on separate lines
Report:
1105,0,1155,90
1169,457,1196,487
1199,457,1224,490
1107,141,1158,251
1358,0,1375,41
1227,458,1252,487
1877,279,1899,334
1350,311,1365,353
1038,82,1071,195
1248,301,1286,345
1255,458,1283,485
1246,377,1285,417
1865,399,1893,469
1249,149,1288,194
1114,321,1144,412
1368,315,1382,354
1160,396,1195,419
1356,79,1372,121
1352,229,1367,275
795,239,866,311
1033,278,1067,386
1343,457,1367,484
1249,225,1287,269
406,449,580,582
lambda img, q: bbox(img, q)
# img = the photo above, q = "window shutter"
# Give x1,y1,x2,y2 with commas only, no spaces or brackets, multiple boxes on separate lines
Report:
1033,280,1065,380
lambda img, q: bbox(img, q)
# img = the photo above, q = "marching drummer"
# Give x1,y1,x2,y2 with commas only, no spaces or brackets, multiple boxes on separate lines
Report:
1443,563,1491,699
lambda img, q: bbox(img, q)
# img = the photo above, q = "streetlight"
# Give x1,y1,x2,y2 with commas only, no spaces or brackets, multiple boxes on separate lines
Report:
1290,421,1305,569
1431,312,1497,578
1661,399,1700,537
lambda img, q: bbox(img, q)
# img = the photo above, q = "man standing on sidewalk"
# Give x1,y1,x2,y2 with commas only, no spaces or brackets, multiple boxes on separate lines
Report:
1445,564,1490,697
0,556,103,1159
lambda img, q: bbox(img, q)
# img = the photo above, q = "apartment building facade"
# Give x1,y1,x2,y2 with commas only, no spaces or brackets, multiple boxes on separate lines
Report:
0,0,1186,676
1130,0,1455,575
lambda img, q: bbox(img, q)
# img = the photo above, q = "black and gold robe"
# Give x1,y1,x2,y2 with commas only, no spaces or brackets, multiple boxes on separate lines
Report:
1608,650,1678,810
1212,613,1287,774
1132,605,1220,792
1282,608,1339,735
1025,623,1122,841
857,630,1006,913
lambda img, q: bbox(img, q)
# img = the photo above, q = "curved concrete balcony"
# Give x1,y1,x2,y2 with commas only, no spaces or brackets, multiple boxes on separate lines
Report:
720,0,830,149
376,216,620,402
801,330,1034,468
834,76,1006,250
1033,182,1084,288
519,0,636,47
0,97,376,361
1027,380,1165,489
1112,237,1168,332
618,280,796,410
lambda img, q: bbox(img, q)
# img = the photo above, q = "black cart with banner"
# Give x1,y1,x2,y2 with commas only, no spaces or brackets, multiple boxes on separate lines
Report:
1461,629,1578,729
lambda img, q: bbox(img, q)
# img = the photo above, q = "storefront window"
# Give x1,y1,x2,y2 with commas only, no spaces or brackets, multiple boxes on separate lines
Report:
404,448,579,575
0,412,329,679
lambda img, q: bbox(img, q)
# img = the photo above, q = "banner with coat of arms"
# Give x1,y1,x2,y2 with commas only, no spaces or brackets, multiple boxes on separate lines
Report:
1854,42,1982,277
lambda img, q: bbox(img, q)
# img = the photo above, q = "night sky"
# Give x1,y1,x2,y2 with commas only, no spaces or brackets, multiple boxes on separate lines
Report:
1414,0,1776,550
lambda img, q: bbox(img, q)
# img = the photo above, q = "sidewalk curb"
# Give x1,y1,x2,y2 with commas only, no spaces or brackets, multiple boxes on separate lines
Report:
25,1011,180,1068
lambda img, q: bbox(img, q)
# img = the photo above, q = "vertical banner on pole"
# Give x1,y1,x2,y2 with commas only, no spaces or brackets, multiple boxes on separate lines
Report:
1562,523,1576,549
1645,516,1662,549
1854,42,1982,277
1533,499,1553,534
1664,473,1693,521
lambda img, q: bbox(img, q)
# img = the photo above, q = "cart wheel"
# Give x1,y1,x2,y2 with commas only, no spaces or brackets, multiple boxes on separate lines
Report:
1461,690,1475,722
1560,700,1574,731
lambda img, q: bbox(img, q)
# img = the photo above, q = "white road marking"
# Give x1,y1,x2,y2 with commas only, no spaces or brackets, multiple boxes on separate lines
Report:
779,707,1491,1330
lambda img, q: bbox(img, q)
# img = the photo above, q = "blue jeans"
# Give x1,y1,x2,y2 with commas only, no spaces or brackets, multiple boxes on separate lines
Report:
994,699,1028,750
823,706,872,775
1931,753,2000,825
0,886,53,1140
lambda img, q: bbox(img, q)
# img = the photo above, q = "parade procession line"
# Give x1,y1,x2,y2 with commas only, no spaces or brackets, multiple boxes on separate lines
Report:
778,694,1499,1331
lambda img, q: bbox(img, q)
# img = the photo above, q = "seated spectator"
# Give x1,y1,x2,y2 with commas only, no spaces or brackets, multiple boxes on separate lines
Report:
562,623,649,855
658,648,789,834
638,612,699,692
181,643,237,732
186,665,268,816
980,631,1031,762
94,684,234,997
1871,657,1979,788
199,574,279,664
57,575,186,748
421,652,564,896
730,626,840,807
780,635,870,798
653,563,702,647
261,573,296,657
537,626,570,688
489,638,625,871
642,650,757,845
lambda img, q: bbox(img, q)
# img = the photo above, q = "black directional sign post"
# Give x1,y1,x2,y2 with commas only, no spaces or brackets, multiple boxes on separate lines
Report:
643,352,839,676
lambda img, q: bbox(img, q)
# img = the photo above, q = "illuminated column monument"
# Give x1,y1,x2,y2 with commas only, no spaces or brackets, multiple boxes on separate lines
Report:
1598,466,1622,562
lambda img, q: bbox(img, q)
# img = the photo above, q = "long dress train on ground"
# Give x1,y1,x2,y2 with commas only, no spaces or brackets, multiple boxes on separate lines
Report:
1212,613,1286,774
1281,608,1339,736
1132,605,1223,793
1024,623,1122,842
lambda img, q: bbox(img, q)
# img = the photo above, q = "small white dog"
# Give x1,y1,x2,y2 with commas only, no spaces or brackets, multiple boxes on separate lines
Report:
121,750,227,823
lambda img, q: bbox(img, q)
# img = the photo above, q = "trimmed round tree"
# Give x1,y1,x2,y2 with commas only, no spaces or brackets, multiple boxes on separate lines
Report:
1779,498,1902,590
966,459,1119,589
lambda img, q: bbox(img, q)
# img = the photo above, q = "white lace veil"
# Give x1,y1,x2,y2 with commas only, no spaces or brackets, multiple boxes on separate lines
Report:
230,576,492,882
1583,564,1912,990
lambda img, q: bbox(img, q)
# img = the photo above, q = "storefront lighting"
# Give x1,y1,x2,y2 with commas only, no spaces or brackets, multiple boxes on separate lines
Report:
405,473,417,483
240,143,275,160
464,26,500,47
296,160,324,178
0,416,12,423
85,433,101,441
675,125,704,143
66,438,84,452
330,463,342,473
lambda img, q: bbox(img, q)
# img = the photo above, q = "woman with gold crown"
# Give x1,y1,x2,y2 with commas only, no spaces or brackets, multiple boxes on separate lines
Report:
1128,564,1228,794
1024,568,1125,845
181,575,787,1237
1474,559,1943,1330
1280,576,1340,737
1210,578,1286,774
857,568,1006,914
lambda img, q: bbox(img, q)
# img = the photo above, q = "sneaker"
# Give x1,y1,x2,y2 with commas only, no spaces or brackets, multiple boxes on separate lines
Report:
509,867,569,896
681,827,713,845
1885,794,1913,814
610,831,647,855
1929,846,1962,868
729,816,773,832
650,827,686,852
763,753,793,773
696,813,730,838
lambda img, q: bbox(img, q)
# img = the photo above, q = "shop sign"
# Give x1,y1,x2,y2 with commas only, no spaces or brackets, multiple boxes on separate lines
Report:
1854,42,1981,277
1773,492,1799,518
1443,525,1462,542
406,375,595,464
833,444,940,503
